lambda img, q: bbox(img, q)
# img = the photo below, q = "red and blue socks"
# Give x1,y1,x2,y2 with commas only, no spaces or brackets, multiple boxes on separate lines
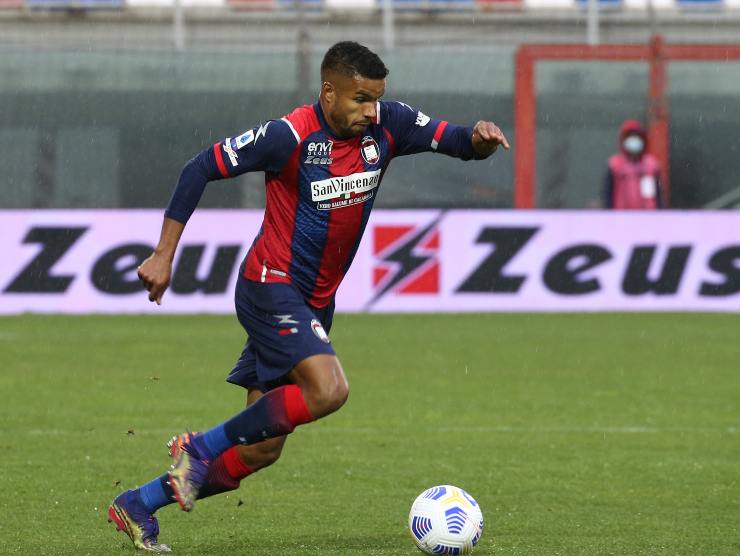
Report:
136,385,312,514
137,475,173,513
191,384,314,461
197,447,253,498
137,447,254,513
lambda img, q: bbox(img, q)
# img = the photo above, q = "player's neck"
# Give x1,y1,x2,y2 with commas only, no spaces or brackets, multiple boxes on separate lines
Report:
317,98,347,139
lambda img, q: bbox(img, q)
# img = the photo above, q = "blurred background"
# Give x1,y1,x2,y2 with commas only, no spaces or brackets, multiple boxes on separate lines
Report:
1,0,740,211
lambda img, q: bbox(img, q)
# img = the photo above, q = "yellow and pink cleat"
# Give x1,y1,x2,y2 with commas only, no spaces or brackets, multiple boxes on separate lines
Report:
108,490,172,553
167,432,209,512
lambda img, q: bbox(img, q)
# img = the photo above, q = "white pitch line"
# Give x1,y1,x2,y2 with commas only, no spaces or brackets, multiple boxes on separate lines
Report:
306,425,739,435
19,425,739,436
436,425,740,434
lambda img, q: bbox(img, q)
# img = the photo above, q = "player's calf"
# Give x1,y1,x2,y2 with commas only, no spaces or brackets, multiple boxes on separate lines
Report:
196,446,254,498
168,385,313,511
236,436,286,472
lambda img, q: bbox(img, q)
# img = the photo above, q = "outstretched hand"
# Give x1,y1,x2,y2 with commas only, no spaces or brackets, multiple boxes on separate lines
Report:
471,121,510,157
137,252,172,305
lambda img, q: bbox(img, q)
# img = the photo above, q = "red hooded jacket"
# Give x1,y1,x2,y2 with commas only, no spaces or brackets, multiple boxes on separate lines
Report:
604,120,662,209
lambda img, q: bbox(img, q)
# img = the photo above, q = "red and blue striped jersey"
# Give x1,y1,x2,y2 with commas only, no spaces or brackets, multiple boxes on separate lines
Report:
166,101,484,307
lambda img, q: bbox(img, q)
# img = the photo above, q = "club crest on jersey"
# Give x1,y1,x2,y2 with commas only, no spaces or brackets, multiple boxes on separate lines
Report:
361,136,380,165
311,319,330,343
305,141,333,165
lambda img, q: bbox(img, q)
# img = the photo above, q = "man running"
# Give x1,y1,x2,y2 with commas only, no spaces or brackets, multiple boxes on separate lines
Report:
108,40,509,553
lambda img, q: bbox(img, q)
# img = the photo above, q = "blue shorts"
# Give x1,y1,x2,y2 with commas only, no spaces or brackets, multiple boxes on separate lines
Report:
226,278,336,392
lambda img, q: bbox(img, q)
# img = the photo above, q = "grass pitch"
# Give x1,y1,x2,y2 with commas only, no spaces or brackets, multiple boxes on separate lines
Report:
1,313,738,555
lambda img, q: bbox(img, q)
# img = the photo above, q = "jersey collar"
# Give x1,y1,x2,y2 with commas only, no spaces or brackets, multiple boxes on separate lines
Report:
313,101,372,143
313,102,344,140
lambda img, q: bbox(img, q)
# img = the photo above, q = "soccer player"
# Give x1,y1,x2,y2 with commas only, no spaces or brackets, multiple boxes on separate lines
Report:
108,41,509,553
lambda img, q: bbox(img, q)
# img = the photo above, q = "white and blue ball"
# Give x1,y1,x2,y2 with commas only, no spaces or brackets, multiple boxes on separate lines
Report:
408,485,484,555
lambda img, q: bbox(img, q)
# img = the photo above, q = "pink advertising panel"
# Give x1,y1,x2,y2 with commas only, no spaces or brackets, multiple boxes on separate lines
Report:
1,209,738,314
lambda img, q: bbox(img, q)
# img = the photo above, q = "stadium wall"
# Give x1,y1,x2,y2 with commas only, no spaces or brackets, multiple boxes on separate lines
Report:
2,209,739,314
3,46,740,211
3,0,740,10
6,3,740,51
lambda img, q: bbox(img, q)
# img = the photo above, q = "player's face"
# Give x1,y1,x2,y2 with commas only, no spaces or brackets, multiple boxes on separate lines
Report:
322,73,386,139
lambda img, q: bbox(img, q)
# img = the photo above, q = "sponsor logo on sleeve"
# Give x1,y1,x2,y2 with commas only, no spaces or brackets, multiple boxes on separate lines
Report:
415,112,430,127
254,122,270,144
222,139,239,167
235,130,254,149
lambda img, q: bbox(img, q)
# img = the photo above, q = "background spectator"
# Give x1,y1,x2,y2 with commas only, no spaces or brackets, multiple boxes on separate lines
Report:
604,119,663,209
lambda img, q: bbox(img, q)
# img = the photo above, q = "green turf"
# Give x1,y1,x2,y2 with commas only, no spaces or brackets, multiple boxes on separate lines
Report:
1,313,738,555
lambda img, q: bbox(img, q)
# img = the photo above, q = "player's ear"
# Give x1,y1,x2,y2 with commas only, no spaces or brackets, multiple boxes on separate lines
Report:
322,81,336,104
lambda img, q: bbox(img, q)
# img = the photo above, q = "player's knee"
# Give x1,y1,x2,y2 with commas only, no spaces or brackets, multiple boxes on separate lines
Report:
326,376,349,413
293,355,349,418
306,373,349,418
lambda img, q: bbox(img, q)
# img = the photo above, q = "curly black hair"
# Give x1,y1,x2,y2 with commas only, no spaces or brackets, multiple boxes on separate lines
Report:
320,41,389,80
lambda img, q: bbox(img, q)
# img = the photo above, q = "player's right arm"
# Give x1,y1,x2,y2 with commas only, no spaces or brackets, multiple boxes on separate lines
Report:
138,120,299,304
138,217,185,304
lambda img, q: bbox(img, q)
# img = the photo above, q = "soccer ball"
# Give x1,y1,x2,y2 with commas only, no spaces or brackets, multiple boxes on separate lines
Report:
408,485,484,555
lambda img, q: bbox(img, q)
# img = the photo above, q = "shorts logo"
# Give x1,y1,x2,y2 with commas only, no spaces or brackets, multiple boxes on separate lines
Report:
361,136,380,165
370,220,441,305
311,319,330,343
274,314,298,324
305,141,333,165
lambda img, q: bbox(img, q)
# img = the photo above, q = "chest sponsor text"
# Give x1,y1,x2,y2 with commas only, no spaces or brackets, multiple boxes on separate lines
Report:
310,170,381,203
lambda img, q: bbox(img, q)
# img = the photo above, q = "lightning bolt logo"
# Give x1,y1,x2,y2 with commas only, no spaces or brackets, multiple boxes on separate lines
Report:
274,314,298,324
368,217,441,307
254,122,270,145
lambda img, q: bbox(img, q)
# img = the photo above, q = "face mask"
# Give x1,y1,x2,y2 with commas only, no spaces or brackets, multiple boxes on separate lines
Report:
623,135,644,154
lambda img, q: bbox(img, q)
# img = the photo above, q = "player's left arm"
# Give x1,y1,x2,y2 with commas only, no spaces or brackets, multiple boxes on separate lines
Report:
381,101,509,161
